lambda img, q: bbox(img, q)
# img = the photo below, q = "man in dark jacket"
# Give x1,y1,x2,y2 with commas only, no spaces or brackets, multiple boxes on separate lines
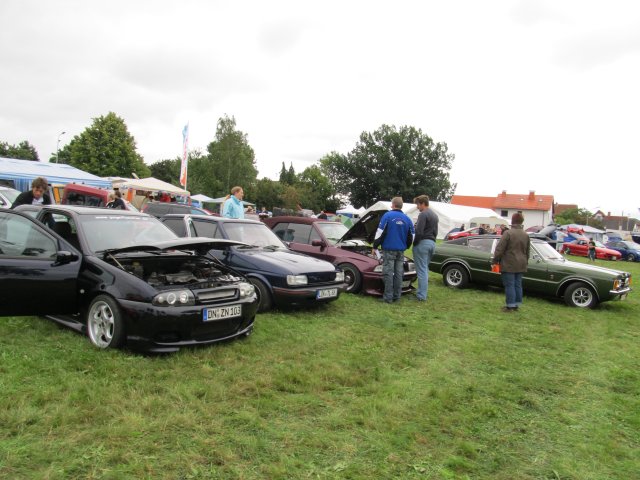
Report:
11,177,52,208
413,195,439,301
373,197,415,303
492,212,531,312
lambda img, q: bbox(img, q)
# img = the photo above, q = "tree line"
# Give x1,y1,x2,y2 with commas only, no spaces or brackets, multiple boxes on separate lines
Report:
3,112,456,211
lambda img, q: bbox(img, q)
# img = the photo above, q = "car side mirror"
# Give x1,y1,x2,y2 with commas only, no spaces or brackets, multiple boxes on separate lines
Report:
311,239,326,248
54,250,78,265
532,254,541,263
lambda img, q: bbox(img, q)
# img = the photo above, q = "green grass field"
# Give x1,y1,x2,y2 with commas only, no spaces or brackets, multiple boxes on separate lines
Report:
1,256,638,479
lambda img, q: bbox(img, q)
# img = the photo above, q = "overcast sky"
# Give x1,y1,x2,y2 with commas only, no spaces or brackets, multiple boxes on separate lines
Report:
1,1,639,216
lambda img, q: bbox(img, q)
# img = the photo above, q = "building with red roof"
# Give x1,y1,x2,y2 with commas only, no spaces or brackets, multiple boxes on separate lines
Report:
452,190,554,229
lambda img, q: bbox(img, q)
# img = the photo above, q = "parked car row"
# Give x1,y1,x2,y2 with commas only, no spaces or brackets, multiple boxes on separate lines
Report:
0,204,634,354
562,239,621,260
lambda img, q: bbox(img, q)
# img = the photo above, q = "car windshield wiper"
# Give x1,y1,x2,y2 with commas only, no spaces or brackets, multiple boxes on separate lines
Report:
262,245,282,251
236,244,259,249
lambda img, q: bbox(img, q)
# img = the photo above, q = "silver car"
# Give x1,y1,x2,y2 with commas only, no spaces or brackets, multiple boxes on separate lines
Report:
0,186,21,208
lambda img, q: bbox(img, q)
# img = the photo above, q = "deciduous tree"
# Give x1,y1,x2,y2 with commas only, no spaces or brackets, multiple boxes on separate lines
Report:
321,124,456,208
1,140,39,161
58,112,150,178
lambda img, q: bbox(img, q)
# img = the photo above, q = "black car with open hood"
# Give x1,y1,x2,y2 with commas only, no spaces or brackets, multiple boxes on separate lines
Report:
2,206,258,353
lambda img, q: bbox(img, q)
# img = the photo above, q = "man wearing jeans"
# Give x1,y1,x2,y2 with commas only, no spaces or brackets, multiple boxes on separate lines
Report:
492,212,530,312
373,197,415,303
412,195,439,301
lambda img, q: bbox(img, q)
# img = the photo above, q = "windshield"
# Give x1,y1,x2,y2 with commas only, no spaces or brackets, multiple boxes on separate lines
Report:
78,214,177,253
1,188,20,204
223,222,286,248
622,241,640,250
316,222,349,244
532,241,564,260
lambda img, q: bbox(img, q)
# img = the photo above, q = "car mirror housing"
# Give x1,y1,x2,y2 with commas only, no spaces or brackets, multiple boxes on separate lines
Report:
55,250,79,265
311,239,326,248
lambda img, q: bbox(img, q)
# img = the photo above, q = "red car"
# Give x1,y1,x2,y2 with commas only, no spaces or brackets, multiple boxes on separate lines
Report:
446,226,485,241
563,239,621,261
264,210,417,295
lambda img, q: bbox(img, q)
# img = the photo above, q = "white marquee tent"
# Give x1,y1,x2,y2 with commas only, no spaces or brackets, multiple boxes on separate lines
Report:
362,201,509,239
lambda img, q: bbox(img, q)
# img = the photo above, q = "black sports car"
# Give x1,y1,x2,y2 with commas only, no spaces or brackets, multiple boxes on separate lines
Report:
1,206,258,352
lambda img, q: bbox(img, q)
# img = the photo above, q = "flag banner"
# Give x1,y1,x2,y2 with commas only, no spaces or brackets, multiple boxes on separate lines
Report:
180,123,189,187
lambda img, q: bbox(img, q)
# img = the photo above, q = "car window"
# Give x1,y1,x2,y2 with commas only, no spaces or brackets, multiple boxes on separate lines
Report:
310,226,322,243
163,218,187,237
192,219,218,238
468,237,495,253
286,223,312,244
0,212,57,258
190,208,206,215
271,223,290,241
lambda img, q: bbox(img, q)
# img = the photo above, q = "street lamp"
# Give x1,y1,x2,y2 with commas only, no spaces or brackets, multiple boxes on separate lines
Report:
56,131,66,163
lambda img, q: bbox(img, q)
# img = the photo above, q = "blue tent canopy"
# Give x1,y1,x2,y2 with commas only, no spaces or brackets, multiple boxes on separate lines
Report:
0,157,111,191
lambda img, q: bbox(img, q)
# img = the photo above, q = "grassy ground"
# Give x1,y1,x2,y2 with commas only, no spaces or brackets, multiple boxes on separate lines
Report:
1,256,638,479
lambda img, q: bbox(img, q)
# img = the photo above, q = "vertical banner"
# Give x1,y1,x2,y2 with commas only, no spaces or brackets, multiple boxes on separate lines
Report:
180,123,189,187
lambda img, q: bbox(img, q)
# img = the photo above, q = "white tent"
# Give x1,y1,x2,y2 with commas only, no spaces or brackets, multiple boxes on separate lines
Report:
362,201,509,239
336,205,366,217
190,193,217,203
119,177,190,195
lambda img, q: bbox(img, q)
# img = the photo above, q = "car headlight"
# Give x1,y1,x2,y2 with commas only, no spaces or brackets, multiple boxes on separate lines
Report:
287,274,308,286
373,265,383,273
238,282,255,298
613,279,620,290
335,271,345,282
152,289,195,306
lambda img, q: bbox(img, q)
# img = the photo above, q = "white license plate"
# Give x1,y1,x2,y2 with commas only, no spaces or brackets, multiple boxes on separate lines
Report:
619,293,628,301
402,280,412,288
317,288,338,299
203,305,242,321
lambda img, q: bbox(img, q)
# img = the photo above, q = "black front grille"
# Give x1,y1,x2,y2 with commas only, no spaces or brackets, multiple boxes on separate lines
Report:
194,287,238,304
306,272,337,284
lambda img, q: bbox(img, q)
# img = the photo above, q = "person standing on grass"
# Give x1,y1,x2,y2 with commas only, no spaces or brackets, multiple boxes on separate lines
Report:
373,197,415,304
492,212,530,313
412,195,439,302
223,186,245,219
588,238,596,262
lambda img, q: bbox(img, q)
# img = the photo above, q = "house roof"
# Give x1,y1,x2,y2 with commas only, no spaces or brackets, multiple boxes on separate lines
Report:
554,203,578,215
493,191,553,211
451,195,495,209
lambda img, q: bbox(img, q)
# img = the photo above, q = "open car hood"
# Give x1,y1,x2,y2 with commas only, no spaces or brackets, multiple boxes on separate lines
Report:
103,237,246,256
337,209,386,244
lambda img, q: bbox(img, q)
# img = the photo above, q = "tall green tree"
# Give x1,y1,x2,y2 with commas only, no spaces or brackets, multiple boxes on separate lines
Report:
254,178,284,210
149,158,181,185
321,124,456,208
554,207,604,229
58,112,150,178
206,115,258,196
298,165,339,212
1,140,39,161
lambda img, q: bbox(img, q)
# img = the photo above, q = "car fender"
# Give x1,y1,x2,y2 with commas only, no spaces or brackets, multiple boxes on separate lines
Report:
242,272,274,292
556,276,601,301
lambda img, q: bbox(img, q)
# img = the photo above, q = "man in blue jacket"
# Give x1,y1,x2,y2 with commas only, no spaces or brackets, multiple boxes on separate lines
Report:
373,197,415,303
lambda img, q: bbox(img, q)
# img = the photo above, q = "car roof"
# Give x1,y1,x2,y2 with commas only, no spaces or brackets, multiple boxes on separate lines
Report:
264,216,328,225
162,214,263,225
16,204,147,216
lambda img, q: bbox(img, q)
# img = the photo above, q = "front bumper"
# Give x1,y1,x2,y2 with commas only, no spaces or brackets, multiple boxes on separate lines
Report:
271,282,347,307
118,296,258,352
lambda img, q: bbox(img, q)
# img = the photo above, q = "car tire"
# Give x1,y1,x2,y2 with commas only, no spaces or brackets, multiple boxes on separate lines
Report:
442,264,469,288
86,295,125,349
249,278,273,312
564,282,597,308
564,247,571,255
627,254,635,262
338,263,362,293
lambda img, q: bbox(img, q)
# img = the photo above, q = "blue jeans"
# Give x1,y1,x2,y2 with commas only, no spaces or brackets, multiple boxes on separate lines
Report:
413,240,436,300
382,250,405,302
588,249,596,261
501,272,523,308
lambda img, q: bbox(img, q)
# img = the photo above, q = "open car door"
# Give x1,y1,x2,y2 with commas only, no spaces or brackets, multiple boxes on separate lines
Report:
0,210,81,316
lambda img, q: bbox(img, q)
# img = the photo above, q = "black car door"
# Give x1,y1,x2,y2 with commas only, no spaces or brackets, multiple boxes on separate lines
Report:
0,210,81,316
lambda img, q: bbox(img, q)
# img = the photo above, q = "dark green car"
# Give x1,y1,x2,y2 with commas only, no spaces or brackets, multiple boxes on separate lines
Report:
430,236,632,308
